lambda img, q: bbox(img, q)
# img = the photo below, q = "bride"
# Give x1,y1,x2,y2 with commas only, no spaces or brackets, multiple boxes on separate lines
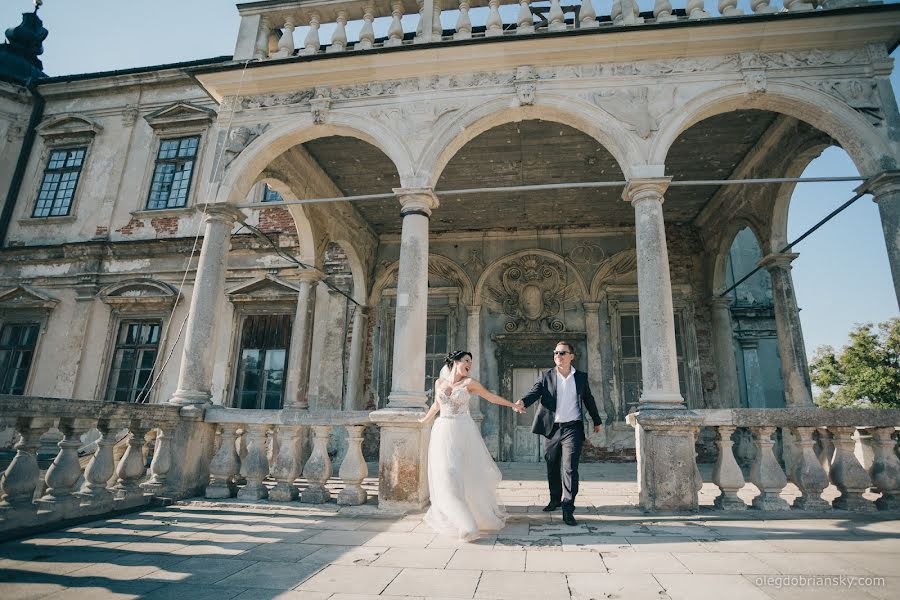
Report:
418,350,525,541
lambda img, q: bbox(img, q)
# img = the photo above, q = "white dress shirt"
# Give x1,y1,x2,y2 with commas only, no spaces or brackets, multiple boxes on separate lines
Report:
554,367,581,423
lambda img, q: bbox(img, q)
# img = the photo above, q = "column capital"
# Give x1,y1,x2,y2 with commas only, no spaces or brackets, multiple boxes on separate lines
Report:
709,294,734,309
394,187,439,216
583,301,601,314
196,203,246,224
466,304,482,316
290,268,326,284
758,252,799,272
622,177,672,206
860,170,900,200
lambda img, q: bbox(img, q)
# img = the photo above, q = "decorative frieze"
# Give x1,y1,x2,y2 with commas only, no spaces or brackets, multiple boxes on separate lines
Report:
485,255,574,333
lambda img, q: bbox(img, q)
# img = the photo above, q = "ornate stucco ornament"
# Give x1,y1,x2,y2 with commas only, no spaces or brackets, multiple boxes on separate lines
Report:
814,79,882,126
514,66,536,106
310,87,331,124
486,255,573,333
223,123,269,171
589,86,675,139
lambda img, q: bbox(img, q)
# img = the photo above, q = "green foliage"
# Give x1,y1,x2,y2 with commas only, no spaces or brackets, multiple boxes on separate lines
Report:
809,318,900,409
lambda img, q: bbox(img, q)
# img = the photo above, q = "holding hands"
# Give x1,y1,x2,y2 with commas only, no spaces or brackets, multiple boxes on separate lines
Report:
512,399,526,414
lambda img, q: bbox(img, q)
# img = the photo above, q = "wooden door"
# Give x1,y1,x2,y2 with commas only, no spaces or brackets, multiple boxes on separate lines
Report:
512,368,544,462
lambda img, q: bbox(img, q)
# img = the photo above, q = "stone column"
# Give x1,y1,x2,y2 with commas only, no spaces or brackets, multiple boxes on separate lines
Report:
865,172,900,309
285,269,323,410
583,302,607,427
466,305,483,424
317,288,348,410
759,252,813,407
344,306,370,411
623,178,683,408
369,187,438,511
170,204,245,407
709,296,740,409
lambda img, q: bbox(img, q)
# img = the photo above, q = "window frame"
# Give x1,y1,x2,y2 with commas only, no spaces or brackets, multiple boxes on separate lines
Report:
145,135,201,211
0,287,58,397
229,311,294,410
0,321,43,395
104,318,163,403
31,146,88,218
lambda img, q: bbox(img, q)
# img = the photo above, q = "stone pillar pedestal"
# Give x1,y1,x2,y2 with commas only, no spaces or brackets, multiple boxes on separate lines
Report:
170,204,244,409
709,295,740,408
865,172,900,310
623,178,684,409
628,409,702,512
285,270,323,410
369,409,430,511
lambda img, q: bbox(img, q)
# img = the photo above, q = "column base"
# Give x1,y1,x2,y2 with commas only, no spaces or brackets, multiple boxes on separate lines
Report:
387,391,428,410
237,482,268,501
205,481,237,499
751,493,791,511
337,485,367,506
833,493,876,512
269,483,299,502
714,493,747,511
301,484,331,504
629,409,701,512
793,495,831,511
169,389,211,406
369,408,430,511
638,391,685,410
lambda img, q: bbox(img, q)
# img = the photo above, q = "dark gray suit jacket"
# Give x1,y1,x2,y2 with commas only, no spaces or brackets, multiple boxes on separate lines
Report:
520,368,602,438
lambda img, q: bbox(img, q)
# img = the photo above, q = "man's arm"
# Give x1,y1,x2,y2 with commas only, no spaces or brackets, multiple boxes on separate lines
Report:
582,377,602,432
519,374,545,409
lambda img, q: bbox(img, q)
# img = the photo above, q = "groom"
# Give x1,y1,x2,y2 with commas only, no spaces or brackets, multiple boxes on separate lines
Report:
516,341,602,526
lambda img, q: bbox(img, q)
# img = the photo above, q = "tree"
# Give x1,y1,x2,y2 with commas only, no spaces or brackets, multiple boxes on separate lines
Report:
809,318,900,409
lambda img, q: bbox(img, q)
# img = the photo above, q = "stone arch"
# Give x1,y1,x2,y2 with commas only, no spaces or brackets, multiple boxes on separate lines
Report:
422,95,642,187
328,238,368,305
652,81,891,178
254,176,317,264
216,113,415,207
368,254,474,307
474,249,588,307
711,220,769,294
588,249,638,301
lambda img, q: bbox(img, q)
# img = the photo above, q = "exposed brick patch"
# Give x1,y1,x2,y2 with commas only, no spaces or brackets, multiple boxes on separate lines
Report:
94,226,108,238
150,216,179,235
116,218,145,235
258,207,295,233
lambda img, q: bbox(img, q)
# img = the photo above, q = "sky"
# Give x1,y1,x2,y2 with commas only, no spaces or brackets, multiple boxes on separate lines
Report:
1,0,898,358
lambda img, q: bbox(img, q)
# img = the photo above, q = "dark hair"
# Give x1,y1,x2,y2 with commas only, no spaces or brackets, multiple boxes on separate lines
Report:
555,341,575,354
444,350,473,367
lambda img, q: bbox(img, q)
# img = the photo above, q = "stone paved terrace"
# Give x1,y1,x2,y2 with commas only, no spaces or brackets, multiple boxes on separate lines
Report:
1,464,898,600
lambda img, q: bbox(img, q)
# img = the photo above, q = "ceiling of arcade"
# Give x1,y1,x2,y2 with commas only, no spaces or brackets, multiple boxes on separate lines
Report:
275,109,823,235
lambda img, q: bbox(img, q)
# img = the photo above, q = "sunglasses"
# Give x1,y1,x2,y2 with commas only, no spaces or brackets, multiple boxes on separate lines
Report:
553,350,571,356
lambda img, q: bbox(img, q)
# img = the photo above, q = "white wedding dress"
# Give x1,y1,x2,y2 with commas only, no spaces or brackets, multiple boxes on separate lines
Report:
424,380,507,541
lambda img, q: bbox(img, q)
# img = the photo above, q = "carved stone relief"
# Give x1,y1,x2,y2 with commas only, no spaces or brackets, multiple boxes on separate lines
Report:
566,242,606,266
369,103,460,145
814,79,882,126
587,86,676,139
463,249,485,273
223,123,270,171
485,255,575,333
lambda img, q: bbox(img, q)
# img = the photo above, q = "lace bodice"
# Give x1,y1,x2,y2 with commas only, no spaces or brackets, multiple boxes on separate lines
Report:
437,380,471,418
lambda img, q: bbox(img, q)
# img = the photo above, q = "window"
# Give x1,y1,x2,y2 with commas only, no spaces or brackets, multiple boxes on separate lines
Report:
32,148,86,217
262,184,283,203
146,136,199,209
618,313,688,412
0,323,40,395
106,320,161,403
425,315,450,395
234,314,292,409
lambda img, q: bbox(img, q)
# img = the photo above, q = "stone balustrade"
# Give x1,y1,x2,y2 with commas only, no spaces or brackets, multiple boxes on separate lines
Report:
203,407,374,506
234,0,865,60
0,396,181,534
629,408,900,511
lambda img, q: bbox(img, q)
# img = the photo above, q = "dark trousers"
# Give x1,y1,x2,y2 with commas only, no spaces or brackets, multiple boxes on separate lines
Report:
543,420,584,511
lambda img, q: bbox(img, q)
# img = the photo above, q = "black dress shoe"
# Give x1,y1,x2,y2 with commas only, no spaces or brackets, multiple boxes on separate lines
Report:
562,511,577,526
542,501,561,512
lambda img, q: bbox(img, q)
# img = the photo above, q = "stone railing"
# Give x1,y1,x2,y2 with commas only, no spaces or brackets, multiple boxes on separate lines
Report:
203,408,374,506
679,408,900,512
0,396,182,534
234,0,870,60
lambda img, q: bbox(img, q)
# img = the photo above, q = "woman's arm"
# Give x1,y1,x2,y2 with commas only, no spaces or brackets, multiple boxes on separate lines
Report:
418,398,441,424
468,379,525,413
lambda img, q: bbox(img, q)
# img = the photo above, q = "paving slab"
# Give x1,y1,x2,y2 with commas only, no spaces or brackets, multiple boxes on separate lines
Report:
474,570,570,599
447,549,525,571
524,549,606,572
566,573,666,600
672,552,782,575
601,550,691,574
382,567,481,598
233,589,330,600
139,556,257,584
217,560,324,590
656,573,773,600
298,564,401,595
371,547,455,569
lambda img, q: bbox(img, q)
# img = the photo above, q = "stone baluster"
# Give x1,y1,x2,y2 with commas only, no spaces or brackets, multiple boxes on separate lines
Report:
38,418,92,513
238,424,271,500
270,425,303,501
790,426,831,511
548,0,566,31
302,425,332,503
432,0,442,38
829,427,875,511
338,425,369,505
486,0,503,37
0,417,52,512
686,0,711,19
415,0,425,42
784,0,814,10
254,17,271,60
748,426,790,510
455,0,473,39
515,0,534,34
654,0,676,22
869,427,900,511
815,427,834,475
113,420,151,506
143,422,175,497
386,2,404,47
273,18,295,58
620,0,643,24
328,10,348,53
717,0,744,15
750,0,776,13
357,3,376,50
301,12,321,56
580,0,599,28
712,425,746,510
206,424,241,498
611,0,623,24
77,419,122,508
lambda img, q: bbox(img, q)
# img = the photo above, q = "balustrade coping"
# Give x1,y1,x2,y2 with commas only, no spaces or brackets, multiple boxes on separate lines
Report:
203,407,373,426
0,396,181,426
694,407,900,428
